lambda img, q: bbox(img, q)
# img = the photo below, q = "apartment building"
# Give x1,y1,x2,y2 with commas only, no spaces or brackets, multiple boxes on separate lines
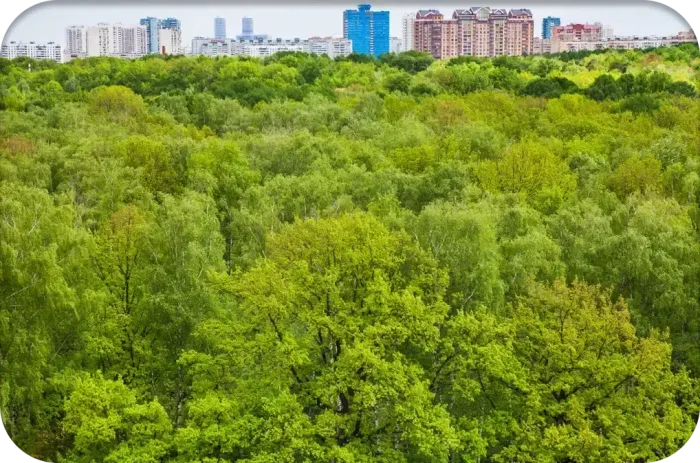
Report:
86,23,115,56
191,37,352,59
65,26,87,57
191,37,230,57
159,28,182,55
343,4,390,57
452,7,533,57
551,23,602,42
413,10,460,60
402,12,416,52
1,41,62,63
306,37,353,59
547,30,697,53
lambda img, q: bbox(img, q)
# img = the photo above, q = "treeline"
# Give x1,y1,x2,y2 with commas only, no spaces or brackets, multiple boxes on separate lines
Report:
1,45,700,463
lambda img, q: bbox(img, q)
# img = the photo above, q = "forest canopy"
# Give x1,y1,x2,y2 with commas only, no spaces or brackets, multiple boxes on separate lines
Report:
1,44,700,463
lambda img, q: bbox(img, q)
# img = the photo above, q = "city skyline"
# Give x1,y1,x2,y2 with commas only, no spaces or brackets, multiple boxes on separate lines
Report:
3,3,693,46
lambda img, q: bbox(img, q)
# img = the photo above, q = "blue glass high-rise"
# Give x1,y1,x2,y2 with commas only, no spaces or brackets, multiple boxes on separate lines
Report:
215,17,227,40
343,4,390,57
542,16,561,39
140,17,161,53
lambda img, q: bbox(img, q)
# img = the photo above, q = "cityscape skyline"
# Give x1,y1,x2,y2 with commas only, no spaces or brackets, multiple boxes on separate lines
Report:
3,3,693,46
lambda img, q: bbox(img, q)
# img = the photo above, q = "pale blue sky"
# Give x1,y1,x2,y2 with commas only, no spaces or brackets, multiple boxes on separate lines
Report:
3,1,693,45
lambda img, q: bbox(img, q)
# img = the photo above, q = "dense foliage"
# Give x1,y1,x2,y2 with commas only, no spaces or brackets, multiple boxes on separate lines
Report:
1,45,700,463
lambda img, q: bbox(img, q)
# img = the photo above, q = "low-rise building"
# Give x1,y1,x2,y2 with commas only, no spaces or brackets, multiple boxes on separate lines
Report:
1,41,62,63
191,37,352,59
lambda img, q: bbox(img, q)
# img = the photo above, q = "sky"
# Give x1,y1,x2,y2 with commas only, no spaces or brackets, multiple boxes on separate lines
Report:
2,1,693,45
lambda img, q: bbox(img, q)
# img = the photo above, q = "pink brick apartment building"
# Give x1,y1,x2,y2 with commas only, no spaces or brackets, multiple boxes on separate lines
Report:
551,23,603,42
413,7,534,59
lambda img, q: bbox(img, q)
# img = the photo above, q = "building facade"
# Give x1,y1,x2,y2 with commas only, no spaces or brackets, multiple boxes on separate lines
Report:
1,41,62,63
191,37,230,57
551,24,602,42
532,37,552,54
594,22,614,40
343,4,390,57
86,23,116,56
215,17,227,40
402,12,415,52
546,31,697,54
139,17,161,53
453,7,533,57
413,10,459,60
159,29,181,55
390,37,403,54
122,25,148,55
506,9,535,56
307,37,353,58
65,26,87,57
190,37,353,59
542,16,560,39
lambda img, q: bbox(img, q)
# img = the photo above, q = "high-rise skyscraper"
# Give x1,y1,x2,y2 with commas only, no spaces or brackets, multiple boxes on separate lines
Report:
542,16,561,39
215,17,226,40
242,17,254,37
236,16,268,41
139,17,161,53
343,4,390,57
402,12,415,52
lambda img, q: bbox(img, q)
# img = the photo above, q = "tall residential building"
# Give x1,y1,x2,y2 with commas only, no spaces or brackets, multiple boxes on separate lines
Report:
111,23,125,54
65,26,87,56
160,17,182,54
343,4,390,57
552,24,602,42
1,41,62,63
139,17,161,53
390,37,403,54
413,10,459,60
215,17,227,40
594,22,614,40
77,23,148,58
542,16,560,39
159,28,181,55
86,23,116,56
506,9,535,56
453,7,534,57
402,12,415,52
122,25,148,55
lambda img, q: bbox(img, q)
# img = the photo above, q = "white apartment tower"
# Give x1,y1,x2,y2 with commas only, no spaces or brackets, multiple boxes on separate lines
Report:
86,23,116,56
65,26,87,55
122,25,148,55
78,23,149,58
159,28,182,55
402,12,415,51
